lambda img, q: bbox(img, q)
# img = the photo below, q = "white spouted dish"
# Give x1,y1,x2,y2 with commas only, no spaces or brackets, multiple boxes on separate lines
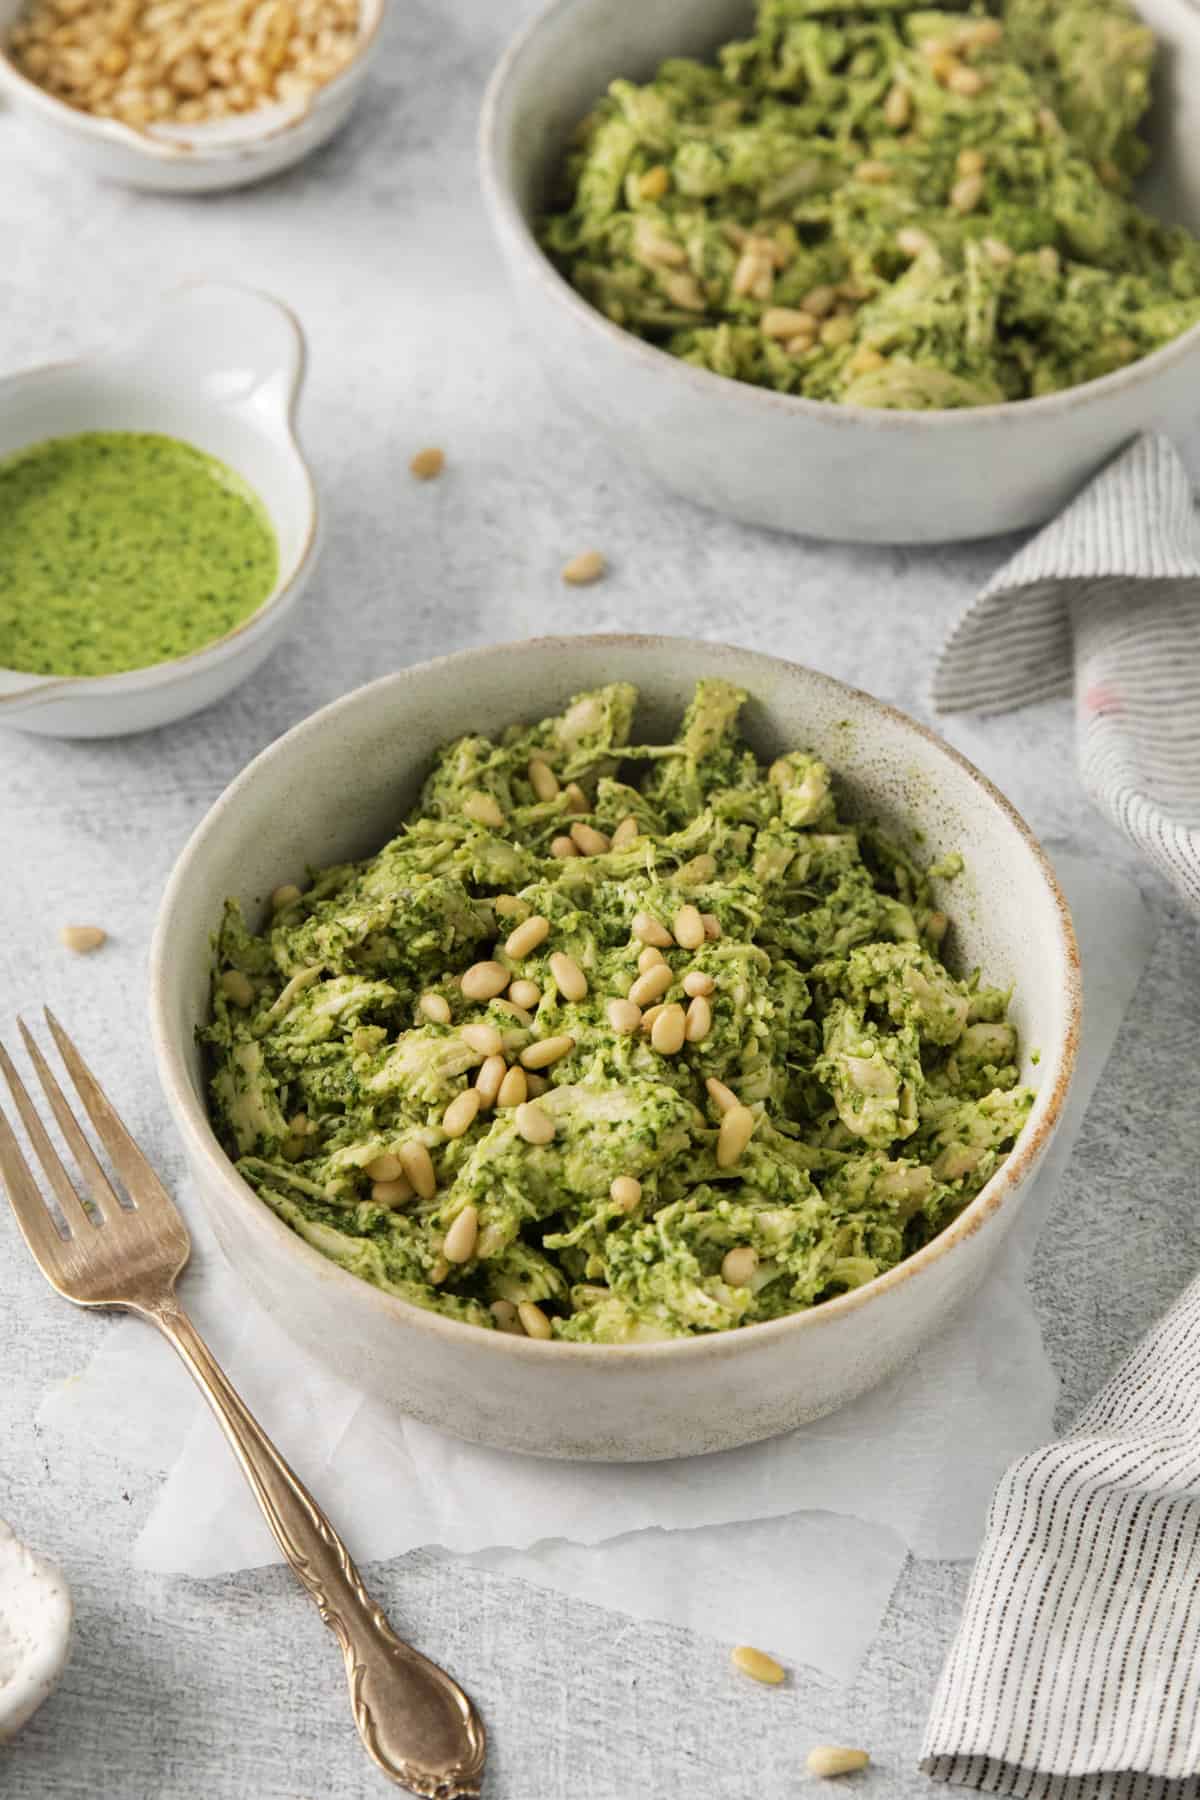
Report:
206,679,1033,1343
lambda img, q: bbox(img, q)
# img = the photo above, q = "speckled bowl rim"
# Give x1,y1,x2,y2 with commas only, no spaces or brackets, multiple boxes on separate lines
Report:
150,635,1081,1369
479,0,1200,429
0,282,319,713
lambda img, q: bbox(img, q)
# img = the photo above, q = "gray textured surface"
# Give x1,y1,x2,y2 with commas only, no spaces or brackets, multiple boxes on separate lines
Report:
1,3,1199,1794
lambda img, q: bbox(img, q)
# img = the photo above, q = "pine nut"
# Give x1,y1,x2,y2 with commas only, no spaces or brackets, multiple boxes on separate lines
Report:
429,1256,450,1285
475,1053,507,1106
460,1021,503,1057
608,998,642,1034
399,1140,437,1200
520,1034,575,1070
563,782,589,814
549,951,588,1002
706,1077,739,1115
525,1073,549,1097
641,1003,666,1032
897,226,933,257
683,970,715,998
717,1105,757,1168
366,1152,403,1182
610,816,639,850
493,894,525,918
948,63,984,95
638,162,669,199
505,914,550,959
570,821,610,856
806,1746,870,1778
528,758,559,801
629,965,672,1007
442,1090,481,1139
651,1003,687,1055
463,791,505,830
848,346,886,376
550,835,580,858
982,236,1014,266
801,285,836,318
515,1100,555,1144
493,999,534,1027
722,1246,758,1287
761,306,818,340
957,146,986,175
632,911,674,948
490,1298,521,1332
855,159,891,183
220,969,254,1005
701,913,722,940
461,961,510,1001
820,315,855,348
420,992,452,1025
508,979,541,1009
272,883,302,908
409,447,444,480
518,1300,553,1339
371,1176,413,1207
883,83,910,128
731,1645,785,1685
966,17,1002,47
951,172,984,213
497,1065,528,1108
685,995,713,1042
610,1175,642,1210
562,550,606,586
677,853,717,884
673,904,705,950
638,945,666,973
442,1204,479,1263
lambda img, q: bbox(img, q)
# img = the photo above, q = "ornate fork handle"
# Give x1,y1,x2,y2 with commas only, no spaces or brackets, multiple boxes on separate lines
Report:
149,1293,486,1799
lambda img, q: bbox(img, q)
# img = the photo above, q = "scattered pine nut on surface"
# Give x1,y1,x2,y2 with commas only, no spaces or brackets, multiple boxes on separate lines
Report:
561,549,606,586
409,447,445,480
59,924,106,954
730,1644,786,1685
806,1746,871,1779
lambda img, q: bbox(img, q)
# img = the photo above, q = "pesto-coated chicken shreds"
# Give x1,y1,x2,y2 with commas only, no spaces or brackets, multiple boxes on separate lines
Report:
206,681,1033,1342
539,0,1200,407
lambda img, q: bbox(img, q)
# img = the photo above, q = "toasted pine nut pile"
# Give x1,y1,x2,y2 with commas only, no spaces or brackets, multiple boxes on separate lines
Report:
5,0,360,129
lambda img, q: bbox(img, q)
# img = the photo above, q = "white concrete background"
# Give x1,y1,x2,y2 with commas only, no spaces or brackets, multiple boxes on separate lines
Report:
2,3,1199,1793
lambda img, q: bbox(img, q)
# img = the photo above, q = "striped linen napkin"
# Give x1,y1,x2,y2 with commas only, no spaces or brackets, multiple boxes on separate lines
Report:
933,434,1200,910
921,1277,1200,1797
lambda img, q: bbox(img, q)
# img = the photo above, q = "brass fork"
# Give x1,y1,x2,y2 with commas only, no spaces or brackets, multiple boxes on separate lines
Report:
0,1011,486,1800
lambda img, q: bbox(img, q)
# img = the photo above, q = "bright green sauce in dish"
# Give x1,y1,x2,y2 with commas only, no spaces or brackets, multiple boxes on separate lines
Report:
0,431,279,677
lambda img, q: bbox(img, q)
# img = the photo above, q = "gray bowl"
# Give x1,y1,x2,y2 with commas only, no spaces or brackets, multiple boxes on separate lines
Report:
480,0,1200,543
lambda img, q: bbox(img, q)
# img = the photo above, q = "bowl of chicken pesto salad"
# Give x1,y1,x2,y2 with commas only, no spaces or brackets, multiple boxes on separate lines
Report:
150,639,1080,1459
480,0,1200,542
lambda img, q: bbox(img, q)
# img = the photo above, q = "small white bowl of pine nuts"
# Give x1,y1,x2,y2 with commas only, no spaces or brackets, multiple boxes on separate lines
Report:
0,0,385,191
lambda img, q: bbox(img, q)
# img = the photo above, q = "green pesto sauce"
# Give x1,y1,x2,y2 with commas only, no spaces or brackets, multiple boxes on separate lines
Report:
0,431,278,677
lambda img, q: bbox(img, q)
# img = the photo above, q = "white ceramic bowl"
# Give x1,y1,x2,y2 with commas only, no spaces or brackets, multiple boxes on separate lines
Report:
480,0,1200,543
150,636,1081,1461
0,0,384,192
0,283,319,739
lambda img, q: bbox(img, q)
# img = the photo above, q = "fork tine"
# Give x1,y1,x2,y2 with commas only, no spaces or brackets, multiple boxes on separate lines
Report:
0,1038,98,1234
19,1020,119,1222
0,1090,71,1283
43,1008,173,1211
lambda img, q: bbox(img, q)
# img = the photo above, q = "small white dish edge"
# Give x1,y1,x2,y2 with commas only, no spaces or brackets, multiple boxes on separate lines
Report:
0,281,320,739
0,1518,73,1744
